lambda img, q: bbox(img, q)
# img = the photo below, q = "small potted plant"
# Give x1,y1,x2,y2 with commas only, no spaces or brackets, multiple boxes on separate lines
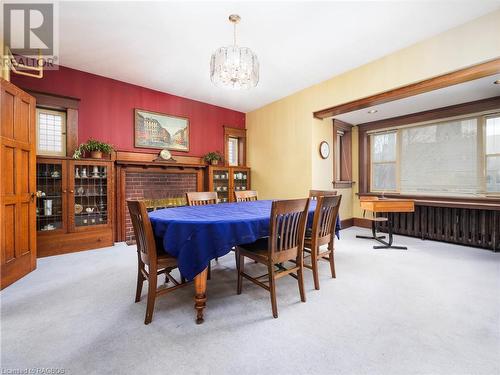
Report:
73,138,114,159
203,151,223,166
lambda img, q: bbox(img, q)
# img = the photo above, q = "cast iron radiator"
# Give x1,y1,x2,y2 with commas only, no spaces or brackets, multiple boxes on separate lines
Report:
376,205,500,252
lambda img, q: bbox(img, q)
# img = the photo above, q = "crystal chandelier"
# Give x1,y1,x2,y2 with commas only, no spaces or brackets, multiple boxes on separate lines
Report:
210,14,259,89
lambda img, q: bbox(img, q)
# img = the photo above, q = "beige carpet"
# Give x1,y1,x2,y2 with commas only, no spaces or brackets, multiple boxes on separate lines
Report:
1,228,499,375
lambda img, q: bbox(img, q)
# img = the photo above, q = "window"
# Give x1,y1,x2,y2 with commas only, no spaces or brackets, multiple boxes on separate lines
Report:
486,116,500,193
332,120,353,188
369,112,500,196
224,126,246,166
36,108,66,156
335,131,342,181
227,137,239,166
400,118,478,195
371,132,397,191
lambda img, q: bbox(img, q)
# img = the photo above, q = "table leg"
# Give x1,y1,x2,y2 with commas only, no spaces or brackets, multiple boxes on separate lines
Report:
194,267,208,324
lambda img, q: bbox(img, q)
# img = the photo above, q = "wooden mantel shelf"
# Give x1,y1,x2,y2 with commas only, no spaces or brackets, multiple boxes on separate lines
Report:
115,150,206,169
116,160,205,169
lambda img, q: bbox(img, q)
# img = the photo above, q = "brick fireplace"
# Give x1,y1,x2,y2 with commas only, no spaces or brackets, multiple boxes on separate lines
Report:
124,172,197,242
115,151,205,243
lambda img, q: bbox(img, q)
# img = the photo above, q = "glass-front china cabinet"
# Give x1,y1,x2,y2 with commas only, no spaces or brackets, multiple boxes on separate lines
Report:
207,166,251,202
36,157,114,257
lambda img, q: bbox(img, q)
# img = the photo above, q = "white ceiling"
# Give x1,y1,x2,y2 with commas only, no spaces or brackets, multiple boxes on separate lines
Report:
335,74,500,124
56,1,500,113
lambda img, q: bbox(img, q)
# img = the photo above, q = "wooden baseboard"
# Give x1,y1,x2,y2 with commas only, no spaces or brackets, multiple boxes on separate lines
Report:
340,218,353,229
353,217,372,228
37,229,113,257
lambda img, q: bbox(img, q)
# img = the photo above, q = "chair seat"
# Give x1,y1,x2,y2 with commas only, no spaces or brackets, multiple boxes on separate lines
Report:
157,253,178,269
236,238,270,261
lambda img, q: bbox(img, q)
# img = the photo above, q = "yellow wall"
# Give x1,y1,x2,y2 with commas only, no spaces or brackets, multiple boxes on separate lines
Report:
247,10,500,221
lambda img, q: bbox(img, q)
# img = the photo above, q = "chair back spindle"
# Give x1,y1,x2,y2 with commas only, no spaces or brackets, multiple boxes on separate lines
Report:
311,195,342,248
127,200,157,267
186,192,218,206
234,190,258,202
268,199,310,263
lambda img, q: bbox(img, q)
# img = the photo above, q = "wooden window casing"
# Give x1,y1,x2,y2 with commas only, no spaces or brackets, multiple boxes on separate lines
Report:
224,126,247,166
27,90,80,157
332,120,353,188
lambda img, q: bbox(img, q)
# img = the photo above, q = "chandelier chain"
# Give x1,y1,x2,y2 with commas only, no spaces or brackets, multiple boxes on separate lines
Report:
233,22,236,46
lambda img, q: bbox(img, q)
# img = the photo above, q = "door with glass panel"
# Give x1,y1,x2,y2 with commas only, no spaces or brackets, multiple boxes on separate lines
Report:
208,166,230,203
36,158,68,234
69,160,112,231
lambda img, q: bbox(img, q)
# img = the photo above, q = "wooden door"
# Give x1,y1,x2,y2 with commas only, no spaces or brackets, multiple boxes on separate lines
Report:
1,79,37,289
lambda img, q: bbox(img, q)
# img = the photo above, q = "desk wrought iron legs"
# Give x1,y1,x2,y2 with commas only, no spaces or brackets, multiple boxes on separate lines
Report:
194,267,208,324
357,213,407,250
356,220,386,241
373,213,407,250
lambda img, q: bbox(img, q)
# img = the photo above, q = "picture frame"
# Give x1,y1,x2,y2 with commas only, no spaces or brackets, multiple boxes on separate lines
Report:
134,109,189,152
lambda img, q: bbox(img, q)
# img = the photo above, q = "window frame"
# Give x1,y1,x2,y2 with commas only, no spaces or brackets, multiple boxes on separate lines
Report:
368,111,500,197
332,119,353,188
370,131,399,193
27,90,80,157
224,126,247,167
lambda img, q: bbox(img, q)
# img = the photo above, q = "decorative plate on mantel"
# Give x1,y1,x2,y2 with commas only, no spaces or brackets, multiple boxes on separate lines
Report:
154,149,176,162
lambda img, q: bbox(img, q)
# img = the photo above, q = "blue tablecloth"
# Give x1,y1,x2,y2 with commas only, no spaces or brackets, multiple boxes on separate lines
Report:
149,200,340,281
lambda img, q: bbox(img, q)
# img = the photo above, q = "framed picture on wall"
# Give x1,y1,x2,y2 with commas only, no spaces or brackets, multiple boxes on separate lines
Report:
134,109,189,151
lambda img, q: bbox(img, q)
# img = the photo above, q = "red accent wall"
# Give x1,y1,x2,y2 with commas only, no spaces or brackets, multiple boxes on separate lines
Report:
11,66,245,156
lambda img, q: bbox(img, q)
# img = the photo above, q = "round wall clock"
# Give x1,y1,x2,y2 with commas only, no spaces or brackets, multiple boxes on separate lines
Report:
319,141,330,159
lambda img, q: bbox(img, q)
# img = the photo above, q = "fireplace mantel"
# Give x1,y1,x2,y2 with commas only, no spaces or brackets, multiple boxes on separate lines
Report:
115,150,206,169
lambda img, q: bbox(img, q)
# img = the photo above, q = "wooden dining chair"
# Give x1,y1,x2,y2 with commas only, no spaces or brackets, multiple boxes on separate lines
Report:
127,200,188,325
303,195,342,290
234,190,258,202
236,198,310,318
186,191,218,206
309,190,337,200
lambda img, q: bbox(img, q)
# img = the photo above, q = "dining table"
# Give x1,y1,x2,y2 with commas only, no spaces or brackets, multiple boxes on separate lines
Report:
149,199,340,324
